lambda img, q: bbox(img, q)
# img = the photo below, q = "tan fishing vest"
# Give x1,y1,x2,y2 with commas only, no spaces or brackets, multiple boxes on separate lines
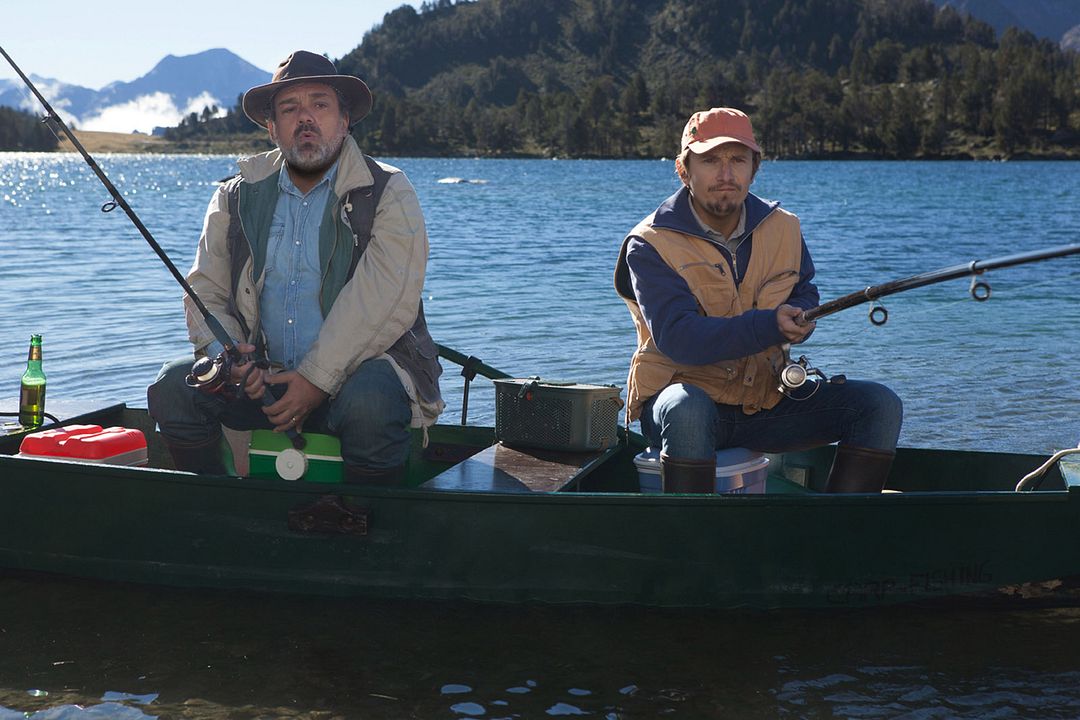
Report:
618,207,803,421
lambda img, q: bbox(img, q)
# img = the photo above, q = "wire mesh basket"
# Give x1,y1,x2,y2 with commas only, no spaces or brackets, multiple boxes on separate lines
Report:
492,378,623,451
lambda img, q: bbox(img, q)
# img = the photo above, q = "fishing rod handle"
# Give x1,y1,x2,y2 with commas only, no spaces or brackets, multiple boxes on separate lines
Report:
259,385,307,450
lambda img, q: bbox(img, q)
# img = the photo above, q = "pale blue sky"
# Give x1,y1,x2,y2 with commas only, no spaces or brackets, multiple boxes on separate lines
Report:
1,0,421,88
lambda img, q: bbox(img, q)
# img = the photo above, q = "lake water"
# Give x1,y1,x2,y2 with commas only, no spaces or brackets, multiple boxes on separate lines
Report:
1,153,1079,718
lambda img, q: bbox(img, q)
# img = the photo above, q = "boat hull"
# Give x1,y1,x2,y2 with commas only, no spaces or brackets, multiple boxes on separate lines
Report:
3,435,1079,609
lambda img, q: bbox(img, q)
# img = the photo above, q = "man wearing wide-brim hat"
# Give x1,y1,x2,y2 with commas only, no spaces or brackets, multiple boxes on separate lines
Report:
614,107,903,494
149,50,444,484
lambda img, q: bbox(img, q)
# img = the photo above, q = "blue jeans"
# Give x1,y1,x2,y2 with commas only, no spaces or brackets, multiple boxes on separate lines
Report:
148,355,413,469
640,380,903,460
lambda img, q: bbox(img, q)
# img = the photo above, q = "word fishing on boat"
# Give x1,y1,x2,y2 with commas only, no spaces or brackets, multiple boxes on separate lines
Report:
0,45,305,450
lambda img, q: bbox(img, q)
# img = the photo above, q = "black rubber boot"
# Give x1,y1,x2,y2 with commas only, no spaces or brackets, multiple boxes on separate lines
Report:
660,453,716,494
163,436,226,475
824,445,895,493
343,463,406,487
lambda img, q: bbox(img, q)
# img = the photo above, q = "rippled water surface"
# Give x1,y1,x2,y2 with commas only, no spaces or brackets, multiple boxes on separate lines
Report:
1,153,1079,717
1,153,1077,451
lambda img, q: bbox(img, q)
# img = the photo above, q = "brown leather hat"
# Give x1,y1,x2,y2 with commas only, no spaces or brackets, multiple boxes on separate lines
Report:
242,50,372,128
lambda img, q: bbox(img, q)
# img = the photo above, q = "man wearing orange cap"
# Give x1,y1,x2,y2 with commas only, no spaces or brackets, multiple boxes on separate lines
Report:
149,51,444,483
615,107,902,493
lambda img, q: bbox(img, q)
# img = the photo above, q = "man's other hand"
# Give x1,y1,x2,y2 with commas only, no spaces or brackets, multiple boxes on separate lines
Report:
263,370,329,433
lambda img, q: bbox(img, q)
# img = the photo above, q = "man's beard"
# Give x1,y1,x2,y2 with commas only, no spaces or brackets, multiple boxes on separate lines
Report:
699,197,741,219
281,123,344,174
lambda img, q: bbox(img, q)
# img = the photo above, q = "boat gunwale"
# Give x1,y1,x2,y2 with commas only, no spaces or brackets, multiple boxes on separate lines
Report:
4,452,1073,508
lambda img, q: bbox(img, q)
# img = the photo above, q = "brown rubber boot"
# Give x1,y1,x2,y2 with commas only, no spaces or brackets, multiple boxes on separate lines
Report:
163,436,226,475
660,453,716,494
824,445,895,493
343,463,406,487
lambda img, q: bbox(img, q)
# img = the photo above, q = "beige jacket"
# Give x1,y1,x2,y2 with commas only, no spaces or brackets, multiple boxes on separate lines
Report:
184,136,444,427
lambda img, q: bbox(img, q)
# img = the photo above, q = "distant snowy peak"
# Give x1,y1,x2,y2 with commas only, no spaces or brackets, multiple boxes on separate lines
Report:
1063,24,1080,51
0,49,270,134
932,0,1080,45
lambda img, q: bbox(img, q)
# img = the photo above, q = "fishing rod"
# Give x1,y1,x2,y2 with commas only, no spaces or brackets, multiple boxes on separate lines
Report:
0,46,304,449
803,243,1080,325
779,242,1080,396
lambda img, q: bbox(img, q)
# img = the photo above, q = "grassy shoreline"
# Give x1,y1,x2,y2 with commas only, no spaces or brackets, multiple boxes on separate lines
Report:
55,130,272,156
50,129,1080,160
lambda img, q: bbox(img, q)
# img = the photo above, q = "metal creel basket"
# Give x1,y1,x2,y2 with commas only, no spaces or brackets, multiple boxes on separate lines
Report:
492,378,623,451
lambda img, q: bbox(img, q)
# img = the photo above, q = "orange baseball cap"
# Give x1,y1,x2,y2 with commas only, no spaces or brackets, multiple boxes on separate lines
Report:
681,107,761,154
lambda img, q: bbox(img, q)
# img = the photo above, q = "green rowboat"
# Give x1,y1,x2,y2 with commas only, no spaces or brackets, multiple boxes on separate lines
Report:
2,348,1079,610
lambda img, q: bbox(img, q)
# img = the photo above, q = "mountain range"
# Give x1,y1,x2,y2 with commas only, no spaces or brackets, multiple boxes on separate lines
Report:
0,48,269,134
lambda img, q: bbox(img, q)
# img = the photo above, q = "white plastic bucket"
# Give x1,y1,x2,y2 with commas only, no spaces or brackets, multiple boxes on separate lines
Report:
633,447,769,494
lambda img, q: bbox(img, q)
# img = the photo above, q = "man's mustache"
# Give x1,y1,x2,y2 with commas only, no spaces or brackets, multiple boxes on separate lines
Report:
294,122,322,139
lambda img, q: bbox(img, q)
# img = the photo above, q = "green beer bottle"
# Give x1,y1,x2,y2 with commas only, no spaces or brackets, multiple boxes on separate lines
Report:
19,334,46,428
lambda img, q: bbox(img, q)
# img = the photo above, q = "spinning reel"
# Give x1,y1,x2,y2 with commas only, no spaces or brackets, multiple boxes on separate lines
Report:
184,349,266,400
777,344,845,401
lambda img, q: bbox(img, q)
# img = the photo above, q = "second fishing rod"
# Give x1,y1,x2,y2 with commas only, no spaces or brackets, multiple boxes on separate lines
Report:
778,242,1080,397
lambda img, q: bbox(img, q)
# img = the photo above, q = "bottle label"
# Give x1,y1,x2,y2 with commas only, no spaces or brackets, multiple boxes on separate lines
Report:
19,382,46,427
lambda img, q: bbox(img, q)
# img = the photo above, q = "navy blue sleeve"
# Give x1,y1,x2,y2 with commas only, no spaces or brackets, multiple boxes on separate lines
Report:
625,237,786,365
785,236,820,311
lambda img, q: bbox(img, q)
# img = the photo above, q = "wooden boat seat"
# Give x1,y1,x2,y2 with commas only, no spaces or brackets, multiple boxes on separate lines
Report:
420,442,618,493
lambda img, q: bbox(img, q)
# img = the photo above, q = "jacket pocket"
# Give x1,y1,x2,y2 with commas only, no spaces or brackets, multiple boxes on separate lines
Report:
695,282,737,317
678,262,735,316
754,269,799,309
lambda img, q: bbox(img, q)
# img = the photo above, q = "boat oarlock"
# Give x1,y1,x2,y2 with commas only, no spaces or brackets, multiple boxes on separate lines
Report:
0,46,305,450
778,243,1080,399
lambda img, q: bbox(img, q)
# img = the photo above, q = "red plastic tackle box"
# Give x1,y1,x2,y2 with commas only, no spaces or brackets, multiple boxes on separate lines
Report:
17,424,148,467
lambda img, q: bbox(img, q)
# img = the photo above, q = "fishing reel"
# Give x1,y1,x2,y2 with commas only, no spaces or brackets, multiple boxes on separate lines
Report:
185,348,273,400
186,349,243,398
777,345,845,400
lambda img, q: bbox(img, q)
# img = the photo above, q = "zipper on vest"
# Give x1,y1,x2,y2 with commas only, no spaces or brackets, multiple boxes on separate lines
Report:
677,260,726,276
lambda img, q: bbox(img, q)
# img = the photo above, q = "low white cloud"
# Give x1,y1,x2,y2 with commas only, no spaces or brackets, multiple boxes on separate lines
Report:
80,91,226,134
181,91,225,118
7,78,80,126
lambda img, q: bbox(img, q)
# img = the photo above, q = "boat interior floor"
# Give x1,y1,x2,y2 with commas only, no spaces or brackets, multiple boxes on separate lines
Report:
421,442,619,493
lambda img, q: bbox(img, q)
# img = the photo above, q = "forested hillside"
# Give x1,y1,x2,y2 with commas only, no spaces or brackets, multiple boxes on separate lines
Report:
181,0,1080,159
0,107,58,151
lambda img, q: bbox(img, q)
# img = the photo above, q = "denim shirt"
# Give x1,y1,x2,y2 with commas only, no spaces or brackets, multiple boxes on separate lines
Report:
261,160,340,370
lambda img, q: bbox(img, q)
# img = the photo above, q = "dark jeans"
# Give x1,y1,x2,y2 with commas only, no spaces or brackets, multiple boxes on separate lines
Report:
640,379,903,460
147,355,412,469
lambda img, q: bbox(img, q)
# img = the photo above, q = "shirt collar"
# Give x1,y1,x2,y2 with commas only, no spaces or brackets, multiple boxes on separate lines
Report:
278,157,341,198
689,198,746,244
